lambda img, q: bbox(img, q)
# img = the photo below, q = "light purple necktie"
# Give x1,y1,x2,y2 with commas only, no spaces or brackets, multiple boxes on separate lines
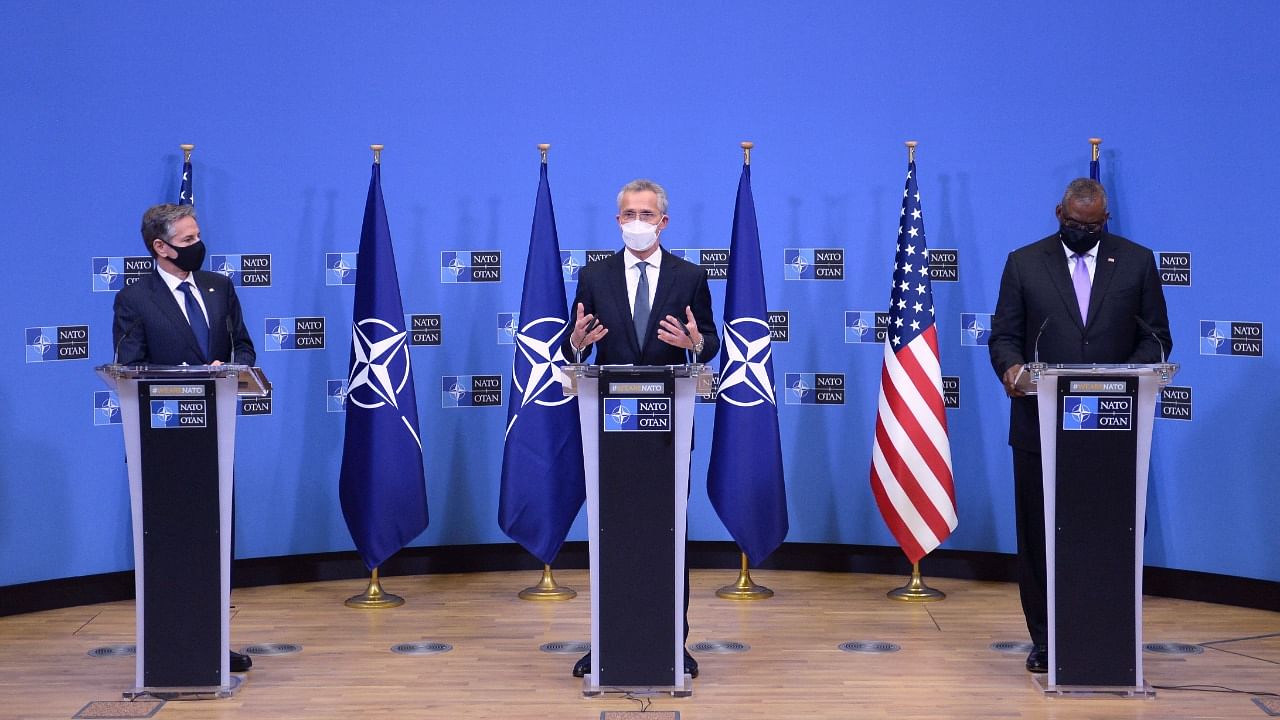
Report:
1072,253,1091,324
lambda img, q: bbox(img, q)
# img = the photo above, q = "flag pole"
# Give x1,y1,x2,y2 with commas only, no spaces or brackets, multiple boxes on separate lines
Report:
511,143,577,602
180,144,194,163
715,140,777,602
1089,137,1102,162
342,143,409,610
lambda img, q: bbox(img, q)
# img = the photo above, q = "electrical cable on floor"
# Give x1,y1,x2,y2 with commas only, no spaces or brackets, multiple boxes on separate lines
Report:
1151,684,1278,697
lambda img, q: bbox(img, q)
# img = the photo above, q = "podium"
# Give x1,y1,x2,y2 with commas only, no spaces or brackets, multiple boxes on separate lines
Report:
96,363,268,700
1026,362,1177,696
563,364,712,697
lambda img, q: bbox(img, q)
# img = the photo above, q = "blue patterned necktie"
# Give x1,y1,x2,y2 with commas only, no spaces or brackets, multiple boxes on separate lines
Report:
633,261,650,348
178,282,211,362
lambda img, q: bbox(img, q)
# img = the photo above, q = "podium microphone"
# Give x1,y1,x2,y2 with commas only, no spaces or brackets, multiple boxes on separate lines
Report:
1133,315,1166,364
226,316,236,366
1032,317,1051,364
114,319,139,365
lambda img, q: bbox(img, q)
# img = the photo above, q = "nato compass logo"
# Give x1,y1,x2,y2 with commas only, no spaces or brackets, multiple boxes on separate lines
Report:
497,312,520,345
942,376,960,409
1157,385,1192,421
149,399,206,429
845,311,889,344
1157,252,1191,287
717,317,777,408
695,372,722,404
210,254,272,287
669,249,730,280
767,311,790,343
960,313,992,347
92,256,152,291
326,252,357,286
405,314,442,346
326,379,348,413
509,315,574,420
783,372,844,405
264,317,325,350
441,375,503,407
929,249,959,282
26,325,89,362
784,248,844,280
239,388,272,416
604,397,671,432
94,390,121,426
1062,396,1131,431
441,251,502,283
346,316,422,444
1200,320,1263,357
561,250,615,283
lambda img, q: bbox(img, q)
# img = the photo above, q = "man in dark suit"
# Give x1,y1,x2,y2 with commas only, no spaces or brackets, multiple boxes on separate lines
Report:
564,179,719,680
111,203,256,673
989,178,1171,674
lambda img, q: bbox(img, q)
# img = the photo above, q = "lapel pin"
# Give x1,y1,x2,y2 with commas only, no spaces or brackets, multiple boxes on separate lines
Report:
1106,257,1115,263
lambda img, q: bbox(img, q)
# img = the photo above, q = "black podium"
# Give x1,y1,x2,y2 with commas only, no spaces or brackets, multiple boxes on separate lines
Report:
1026,362,1177,696
563,364,711,697
97,363,268,699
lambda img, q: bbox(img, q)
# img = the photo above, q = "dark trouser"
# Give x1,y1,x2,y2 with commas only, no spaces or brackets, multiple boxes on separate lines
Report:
1013,447,1047,647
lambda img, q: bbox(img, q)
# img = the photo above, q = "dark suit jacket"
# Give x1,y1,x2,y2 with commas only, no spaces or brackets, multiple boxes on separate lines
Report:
112,269,256,366
565,248,719,365
989,232,1172,451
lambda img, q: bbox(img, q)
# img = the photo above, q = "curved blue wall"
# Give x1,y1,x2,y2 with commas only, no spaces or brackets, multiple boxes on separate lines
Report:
2,2,1276,587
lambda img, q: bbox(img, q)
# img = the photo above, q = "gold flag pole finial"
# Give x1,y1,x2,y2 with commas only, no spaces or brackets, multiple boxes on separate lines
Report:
716,552,774,600
370,144,384,165
905,140,918,163
345,566,406,608
180,144,194,163
741,141,754,166
538,143,550,165
886,561,946,602
1089,137,1102,162
517,563,577,601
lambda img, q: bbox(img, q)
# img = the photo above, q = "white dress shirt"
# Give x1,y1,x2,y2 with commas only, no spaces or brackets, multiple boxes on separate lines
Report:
623,249,661,313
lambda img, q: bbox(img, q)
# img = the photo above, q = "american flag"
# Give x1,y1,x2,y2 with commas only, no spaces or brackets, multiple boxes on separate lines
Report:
869,157,957,563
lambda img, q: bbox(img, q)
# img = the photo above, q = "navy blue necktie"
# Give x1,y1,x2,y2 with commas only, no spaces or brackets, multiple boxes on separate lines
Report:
178,282,210,362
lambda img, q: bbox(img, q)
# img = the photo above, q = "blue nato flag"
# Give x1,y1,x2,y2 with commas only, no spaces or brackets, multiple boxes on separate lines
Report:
707,162,789,565
498,159,585,565
339,161,429,571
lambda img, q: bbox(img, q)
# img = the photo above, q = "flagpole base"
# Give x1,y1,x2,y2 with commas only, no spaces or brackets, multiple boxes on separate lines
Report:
887,563,945,602
716,553,774,600
345,568,405,608
518,564,577,601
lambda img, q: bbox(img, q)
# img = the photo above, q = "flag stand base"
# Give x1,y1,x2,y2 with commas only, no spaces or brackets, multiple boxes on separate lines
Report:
345,568,405,608
518,564,577,601
716,553,774,600
887,562,945,602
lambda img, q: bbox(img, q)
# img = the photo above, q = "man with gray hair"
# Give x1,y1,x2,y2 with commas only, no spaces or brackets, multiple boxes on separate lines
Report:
988,178,1171,674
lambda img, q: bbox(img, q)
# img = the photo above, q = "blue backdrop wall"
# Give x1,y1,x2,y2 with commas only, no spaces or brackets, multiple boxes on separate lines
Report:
2,2,1276,588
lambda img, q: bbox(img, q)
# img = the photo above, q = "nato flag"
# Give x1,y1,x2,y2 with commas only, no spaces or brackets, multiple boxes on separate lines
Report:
498,160,585,565
339,161,429,571
707,163,788,565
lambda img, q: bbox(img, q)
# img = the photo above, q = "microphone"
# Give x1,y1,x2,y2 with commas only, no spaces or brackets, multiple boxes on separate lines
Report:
1133,315,1166,364
226,316,236,366
1032,317,1051,364
114,319,139,365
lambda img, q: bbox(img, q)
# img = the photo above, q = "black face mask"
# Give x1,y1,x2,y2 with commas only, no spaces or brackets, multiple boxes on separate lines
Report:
162,239,206,272
1060,225,1101,255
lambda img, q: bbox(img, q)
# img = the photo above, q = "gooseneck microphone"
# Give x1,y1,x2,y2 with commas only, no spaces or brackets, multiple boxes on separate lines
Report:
1133,315,1166,364
226,316,236,366
114,319,139,365
1032,317,1051,364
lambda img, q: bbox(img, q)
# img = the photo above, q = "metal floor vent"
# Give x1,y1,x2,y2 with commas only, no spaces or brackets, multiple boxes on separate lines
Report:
990,641,1035,654
1144,642,1204,655
391,641,453,655
243,642,302,656
691,640,750,654
539,641,590,654
87,644,136,658
839,641,900,654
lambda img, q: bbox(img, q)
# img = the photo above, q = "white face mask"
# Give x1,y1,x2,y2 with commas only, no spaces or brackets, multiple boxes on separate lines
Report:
621,219,659,252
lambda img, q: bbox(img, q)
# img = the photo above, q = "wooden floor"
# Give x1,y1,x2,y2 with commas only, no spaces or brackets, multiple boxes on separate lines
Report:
1,570,1276,719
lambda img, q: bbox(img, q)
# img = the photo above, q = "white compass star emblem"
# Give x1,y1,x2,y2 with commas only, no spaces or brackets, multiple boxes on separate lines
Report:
347,317,411,410
512,316,572,409
609,403,631,426
718,317,776,407
1070,402,1092,425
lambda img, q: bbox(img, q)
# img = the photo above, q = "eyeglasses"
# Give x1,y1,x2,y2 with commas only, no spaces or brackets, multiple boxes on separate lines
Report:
1061,214,1107,234
620,211,662,223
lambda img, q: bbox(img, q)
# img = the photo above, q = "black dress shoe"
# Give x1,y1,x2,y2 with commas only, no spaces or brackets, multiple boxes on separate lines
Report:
683,650,699,679
230,650,253,673
1025,645,1047,673
572,651,591,678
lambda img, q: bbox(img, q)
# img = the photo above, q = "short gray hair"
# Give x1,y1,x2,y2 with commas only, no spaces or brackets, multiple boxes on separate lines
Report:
617,178,669,214
140,203,197,256
1060,178,1108,211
